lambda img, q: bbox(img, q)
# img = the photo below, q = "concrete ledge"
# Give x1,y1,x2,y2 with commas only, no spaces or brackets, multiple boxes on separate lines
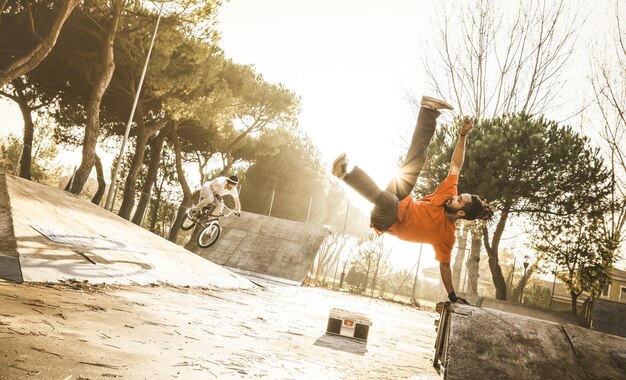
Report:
0,174,21,282
0,255,22,282
438,304,586,379
434,303,626,379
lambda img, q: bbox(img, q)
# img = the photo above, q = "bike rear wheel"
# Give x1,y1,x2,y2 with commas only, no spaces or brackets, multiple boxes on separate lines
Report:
181,213,196,231
198,222,222,248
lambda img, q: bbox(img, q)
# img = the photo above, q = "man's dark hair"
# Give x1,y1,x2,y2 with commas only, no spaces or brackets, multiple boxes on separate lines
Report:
461,195,495,221
227,175,239,185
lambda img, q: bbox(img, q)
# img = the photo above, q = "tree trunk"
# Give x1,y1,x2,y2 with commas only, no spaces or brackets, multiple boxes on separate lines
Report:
91,154,106,205
118,129,147,219
466,227,482,295
483,206,510,300
452,222,469,290
362,256,372,293
69,0,122,195
149,197,158,233
510,263,539,304
370,253,382,297
218,153,233,177
217,118,272,177
323,244,338,280
0,0,80,86
314,238,328,284
328,238,348,285
217,125,260,176
118,117,168,220
132,125,168,225
321,240,337,280
14,84,34,180
570,291,579,315
148,180,162,233
320,237,348,285
487,250,507,300
168,123,192,242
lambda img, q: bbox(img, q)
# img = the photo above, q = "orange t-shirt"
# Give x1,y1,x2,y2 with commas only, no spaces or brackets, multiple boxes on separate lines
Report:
387,175,458,263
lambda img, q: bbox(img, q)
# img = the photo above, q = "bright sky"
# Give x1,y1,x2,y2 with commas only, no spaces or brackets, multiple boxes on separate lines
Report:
216,0,449,270
217,0,436,186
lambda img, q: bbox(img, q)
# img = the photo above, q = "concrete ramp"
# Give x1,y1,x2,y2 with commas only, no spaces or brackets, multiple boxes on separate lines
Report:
186,212,328,284
434,303,626,379
0,174,252,289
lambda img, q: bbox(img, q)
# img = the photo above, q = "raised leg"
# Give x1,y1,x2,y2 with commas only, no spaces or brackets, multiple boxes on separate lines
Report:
343,166,383,204
192,186,214,210
342,166,399,231
385,107,441,200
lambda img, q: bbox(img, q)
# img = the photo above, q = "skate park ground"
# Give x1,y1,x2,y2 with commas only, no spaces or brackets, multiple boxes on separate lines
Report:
2,174,625,379
0,278,439,379
0,173,440,378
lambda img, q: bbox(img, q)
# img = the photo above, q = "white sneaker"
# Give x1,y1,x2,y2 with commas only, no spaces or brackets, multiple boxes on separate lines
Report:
187,208,200,219
421,96,453,110
332,153,348,179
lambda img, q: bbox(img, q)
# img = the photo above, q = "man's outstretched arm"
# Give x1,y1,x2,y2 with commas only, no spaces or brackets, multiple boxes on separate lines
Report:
234,197,242,214
440,262,455,294
448,117,473,176
440,262,468,304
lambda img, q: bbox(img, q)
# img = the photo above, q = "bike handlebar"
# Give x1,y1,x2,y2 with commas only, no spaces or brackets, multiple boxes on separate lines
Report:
219,203,239,217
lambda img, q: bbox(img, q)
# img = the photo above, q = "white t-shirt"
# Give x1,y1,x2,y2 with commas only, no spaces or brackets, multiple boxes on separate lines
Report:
205,177,239,199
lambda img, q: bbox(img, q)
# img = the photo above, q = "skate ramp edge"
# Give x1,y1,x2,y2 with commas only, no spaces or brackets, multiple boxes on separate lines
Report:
2,174,252,289
187,212,328,284
460,293,587,326
0,175,22,282
434,303,626,380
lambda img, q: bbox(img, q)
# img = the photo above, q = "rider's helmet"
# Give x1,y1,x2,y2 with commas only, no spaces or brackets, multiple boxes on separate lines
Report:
227,175,239,185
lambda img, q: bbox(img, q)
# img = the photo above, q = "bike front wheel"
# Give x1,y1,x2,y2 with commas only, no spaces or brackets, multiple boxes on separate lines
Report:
198,222,222,248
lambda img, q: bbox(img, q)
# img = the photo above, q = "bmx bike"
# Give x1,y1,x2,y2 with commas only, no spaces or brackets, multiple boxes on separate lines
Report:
180,202,238,248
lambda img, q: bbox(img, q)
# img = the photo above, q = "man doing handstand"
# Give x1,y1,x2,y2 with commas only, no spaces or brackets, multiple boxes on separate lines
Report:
332,96,494,304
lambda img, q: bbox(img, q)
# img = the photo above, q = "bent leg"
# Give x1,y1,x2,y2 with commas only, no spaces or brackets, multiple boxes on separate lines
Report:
192,186,214,210
213,200,225,216
343,166,384,204
343,166,399,231
386,107,440,199
370,191,399,231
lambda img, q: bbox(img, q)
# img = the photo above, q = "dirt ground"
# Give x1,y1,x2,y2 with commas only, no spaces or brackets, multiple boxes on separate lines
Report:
0,278,440,379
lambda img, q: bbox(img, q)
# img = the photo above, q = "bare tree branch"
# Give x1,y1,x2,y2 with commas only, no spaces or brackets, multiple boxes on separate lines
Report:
425,0,581,120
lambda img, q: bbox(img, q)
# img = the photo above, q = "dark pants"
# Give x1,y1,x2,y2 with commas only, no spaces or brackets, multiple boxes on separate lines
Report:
343,107,440,231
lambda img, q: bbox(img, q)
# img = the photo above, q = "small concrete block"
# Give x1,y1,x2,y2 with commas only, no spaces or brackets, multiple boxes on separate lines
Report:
590,299,626,337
